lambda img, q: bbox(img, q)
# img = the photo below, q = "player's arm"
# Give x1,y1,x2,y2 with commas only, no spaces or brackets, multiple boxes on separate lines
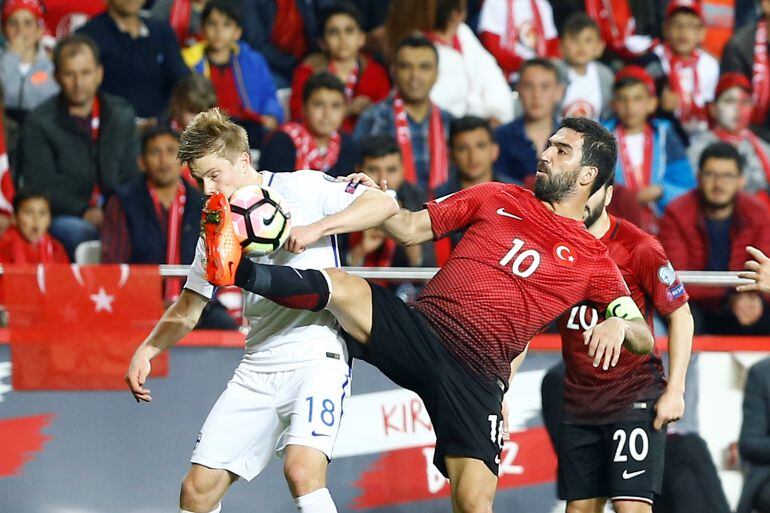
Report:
286,186,399,253
584,296,654,371
125,289,208,402
380,208,435,247
654,303,694,429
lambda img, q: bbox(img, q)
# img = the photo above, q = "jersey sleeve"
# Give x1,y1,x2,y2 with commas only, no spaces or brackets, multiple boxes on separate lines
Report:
183,237,215,300
587,252,632,314
296,171,368,216
425,182,501,239
634,237,689,316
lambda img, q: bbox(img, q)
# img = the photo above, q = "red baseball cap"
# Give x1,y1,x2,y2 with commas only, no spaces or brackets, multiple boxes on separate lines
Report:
1,0,44,24
666,0,704,19
715,72,752,98
615,65,657,95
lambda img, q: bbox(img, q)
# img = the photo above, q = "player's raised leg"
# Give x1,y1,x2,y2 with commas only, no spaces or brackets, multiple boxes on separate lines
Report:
203,193,376,343
179,464,236,513
445,457,498,513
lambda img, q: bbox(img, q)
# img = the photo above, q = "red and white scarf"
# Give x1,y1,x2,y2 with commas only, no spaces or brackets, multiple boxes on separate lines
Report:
663,45,707,126
149,182,186,301
281,122,341,172
585,0,633,55
752,20,770,125
616,124,654,192
505,0,546,56
169,0,192,46
328,60,359,100
392,93,448,193
0,113,15,216
88,96,102,208
714,127,770,185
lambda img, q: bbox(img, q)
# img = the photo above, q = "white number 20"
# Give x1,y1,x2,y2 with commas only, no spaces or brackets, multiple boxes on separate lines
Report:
499,238,541,278
613,428,649,462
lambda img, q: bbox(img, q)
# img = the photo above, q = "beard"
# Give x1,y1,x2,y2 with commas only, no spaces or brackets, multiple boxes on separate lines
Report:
534,162,581,203
583,194,606,229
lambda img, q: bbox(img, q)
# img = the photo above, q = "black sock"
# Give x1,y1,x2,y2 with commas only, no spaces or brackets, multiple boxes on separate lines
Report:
234,261,330,311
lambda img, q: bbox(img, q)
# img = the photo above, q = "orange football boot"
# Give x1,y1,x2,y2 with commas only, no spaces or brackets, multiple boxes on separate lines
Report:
201,192,242,286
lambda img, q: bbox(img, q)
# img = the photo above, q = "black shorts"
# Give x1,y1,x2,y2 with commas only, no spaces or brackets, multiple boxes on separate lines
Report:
345,283,504,478
557,415,666,504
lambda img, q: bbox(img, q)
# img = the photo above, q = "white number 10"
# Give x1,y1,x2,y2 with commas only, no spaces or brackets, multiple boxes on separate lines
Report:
499,238,541,278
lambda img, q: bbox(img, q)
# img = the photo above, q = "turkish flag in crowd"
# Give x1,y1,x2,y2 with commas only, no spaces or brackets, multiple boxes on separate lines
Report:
6,265,165,390
0,112,15,216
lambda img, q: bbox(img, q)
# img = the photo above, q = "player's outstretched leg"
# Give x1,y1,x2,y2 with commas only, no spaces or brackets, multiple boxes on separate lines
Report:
201,198,374,342
284,445,338,513
179,464,237,513
445,457,498,513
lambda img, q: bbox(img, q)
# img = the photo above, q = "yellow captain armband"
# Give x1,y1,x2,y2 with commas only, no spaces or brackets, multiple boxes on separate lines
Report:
607,296,644,321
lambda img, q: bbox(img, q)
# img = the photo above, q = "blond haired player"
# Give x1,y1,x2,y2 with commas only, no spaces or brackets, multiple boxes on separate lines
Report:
125,108,398,513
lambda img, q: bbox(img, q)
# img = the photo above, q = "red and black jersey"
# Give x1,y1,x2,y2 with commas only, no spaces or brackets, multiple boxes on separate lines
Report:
413,183,630,385
558,216,689,424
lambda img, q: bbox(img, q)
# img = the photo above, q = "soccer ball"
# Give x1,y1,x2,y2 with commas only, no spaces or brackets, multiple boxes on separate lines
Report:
229,185,292,257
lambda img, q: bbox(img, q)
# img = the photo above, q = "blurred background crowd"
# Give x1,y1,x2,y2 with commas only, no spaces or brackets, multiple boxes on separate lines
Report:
0,0,769,333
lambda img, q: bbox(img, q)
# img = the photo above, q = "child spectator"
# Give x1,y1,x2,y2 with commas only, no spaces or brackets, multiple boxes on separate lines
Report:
688,73,770,199
290,2,390,132
477,0,560,80
182,0,283,148
640,0,719,140
260,72,358,176
604,66,695,234
0,0,59,124
557,13,614,121
0,190,68,264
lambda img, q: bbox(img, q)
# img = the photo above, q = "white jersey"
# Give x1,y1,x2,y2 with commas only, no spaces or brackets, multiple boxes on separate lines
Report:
562,62,603,121
185,170,367,371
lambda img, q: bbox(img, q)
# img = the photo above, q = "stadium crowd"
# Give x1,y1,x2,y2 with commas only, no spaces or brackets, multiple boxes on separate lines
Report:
1,0,770,510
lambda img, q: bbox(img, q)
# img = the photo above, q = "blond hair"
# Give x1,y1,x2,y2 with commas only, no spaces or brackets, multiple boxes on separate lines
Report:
177,108,249,169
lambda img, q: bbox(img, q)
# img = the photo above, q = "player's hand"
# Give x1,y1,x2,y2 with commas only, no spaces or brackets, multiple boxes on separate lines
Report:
584,317,625,371
344,172,389,192
653,387,685,430
501,400,510,442
737,246,770,293
285,223,324,253
125,352,153,403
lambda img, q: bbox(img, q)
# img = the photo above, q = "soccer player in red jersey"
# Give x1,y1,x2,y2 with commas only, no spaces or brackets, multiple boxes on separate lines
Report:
201,117,655,513
556,176,694,513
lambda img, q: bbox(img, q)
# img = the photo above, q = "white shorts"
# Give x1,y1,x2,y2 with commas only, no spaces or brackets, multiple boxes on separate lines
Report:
190,356,351,481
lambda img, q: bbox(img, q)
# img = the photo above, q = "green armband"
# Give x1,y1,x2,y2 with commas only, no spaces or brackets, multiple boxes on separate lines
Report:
607,296,643,321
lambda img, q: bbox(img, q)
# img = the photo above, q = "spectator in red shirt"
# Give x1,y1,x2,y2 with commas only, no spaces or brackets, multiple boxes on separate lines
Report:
290,2,390,132
261,72,359,176
182,0,283,148
0,189,68,264
659,142,770,335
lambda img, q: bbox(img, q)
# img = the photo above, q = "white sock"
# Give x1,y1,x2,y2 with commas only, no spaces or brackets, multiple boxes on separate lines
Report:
295,488,337,513
179,504,221,513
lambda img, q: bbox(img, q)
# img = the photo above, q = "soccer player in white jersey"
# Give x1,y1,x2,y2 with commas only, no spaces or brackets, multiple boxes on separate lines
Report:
125,108,399,513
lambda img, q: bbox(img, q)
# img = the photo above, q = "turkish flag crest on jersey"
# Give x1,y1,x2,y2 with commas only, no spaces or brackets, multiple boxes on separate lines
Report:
6,265,166,390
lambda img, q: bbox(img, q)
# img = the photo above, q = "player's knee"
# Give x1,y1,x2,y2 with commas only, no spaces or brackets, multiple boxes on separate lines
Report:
453,491,494,513
283,460,324,497
566,502,601,513
179,473,222,512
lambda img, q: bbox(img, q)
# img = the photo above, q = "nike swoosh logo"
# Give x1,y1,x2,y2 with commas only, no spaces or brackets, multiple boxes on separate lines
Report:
311,431,331,437
622,469,646,480
496,208,523,220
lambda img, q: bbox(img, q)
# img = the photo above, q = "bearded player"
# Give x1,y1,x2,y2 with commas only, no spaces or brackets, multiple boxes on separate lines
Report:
556,177,695,513
125,109,398,513
200,117,655,513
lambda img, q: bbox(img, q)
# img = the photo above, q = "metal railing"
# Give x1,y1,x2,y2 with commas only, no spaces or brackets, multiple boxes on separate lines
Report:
152,265,751,287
